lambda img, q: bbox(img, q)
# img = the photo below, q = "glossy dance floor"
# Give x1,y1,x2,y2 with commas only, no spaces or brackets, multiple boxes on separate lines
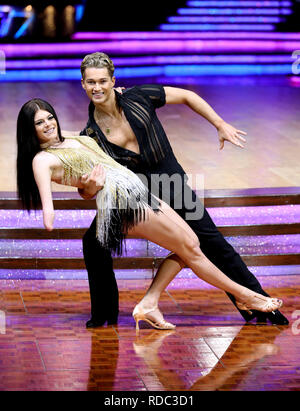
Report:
0,275,299,391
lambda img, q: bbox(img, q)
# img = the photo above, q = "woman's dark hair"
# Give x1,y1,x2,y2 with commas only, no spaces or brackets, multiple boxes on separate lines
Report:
16,98,64,211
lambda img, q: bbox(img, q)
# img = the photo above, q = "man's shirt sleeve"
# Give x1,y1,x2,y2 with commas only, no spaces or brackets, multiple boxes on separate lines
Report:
134,84,166,109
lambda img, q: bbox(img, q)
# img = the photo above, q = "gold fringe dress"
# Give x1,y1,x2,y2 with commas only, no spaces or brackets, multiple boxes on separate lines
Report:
46,136,160,254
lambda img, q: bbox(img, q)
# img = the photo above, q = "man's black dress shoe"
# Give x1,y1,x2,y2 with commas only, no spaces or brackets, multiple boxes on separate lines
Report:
229,293,289,325
240,309,289,325
86,317,118,329
256,310,289,325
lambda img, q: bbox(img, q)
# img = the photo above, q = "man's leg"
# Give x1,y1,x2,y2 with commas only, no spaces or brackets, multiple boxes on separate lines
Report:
82,217,119,327
176,187,288,324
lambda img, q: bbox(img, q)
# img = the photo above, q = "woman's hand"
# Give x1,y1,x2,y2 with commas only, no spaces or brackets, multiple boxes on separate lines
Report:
217,120,247,150
43,209,55,231
79,164,106,200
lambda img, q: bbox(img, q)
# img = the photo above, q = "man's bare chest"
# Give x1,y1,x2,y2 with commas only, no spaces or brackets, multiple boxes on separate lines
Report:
97,116,140,154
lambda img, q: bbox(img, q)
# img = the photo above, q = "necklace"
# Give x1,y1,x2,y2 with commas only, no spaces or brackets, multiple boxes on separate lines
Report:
40,138,61,149
94,110,112,135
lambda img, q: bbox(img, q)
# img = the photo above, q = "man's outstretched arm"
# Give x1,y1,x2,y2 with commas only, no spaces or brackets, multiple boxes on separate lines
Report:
164,86,247,150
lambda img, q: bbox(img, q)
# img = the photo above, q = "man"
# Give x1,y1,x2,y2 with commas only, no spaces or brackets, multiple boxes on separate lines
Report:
74,52,288,327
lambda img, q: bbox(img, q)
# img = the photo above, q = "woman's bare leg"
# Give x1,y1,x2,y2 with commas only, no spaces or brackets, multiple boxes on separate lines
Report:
132,201,197,315
142,254,185,305
129,202,248,300
132,203,196,323
134,254,185,325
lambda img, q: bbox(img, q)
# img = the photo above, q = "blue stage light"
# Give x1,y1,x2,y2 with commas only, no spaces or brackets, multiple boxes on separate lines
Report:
160,23,275,31
75,0,87,23
0,64,293,82
14,14,35,39
178,7,292,15
164,64,292,76
167,16,282,23
187,1,292,6
0,6,34,38
75,5,84,23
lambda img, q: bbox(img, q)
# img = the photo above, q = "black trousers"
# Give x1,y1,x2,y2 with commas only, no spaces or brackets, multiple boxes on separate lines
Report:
82,185,268,322
83,217,119,322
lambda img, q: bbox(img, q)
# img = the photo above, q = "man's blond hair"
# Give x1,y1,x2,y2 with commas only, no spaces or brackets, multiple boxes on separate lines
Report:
81,52,115,79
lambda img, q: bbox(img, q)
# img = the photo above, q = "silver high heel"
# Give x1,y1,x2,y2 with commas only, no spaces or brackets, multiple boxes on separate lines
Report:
132,305,176,331
236,293,283,315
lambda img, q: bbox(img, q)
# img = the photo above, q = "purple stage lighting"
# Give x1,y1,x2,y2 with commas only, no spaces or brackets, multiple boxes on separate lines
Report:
160,24,275,31
1,205,299,228
187,1,292,6
178,7,292,15
2,40,300,57
167,16,283,23
0,235,299,258
4,54,296,70
72,32,300,41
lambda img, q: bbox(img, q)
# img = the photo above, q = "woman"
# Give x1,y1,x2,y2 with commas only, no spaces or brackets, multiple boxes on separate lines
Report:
17,98,283,331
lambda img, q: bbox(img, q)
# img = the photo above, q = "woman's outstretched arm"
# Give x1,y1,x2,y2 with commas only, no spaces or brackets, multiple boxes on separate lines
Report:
32,153,55,231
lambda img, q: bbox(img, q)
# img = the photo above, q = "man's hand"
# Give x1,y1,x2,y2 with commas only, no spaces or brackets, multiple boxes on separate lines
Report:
217,120,247,150
78,164,106,200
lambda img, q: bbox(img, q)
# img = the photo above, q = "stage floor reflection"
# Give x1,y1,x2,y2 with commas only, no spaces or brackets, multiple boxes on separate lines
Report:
0,275,299,391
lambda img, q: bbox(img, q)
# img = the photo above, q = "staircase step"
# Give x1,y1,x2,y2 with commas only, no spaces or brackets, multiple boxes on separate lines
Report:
0,268,154,280
219,224,300,236
0,224,299,239
1,204,299,227
0,257,155,270
0,235,299,258
1,189,299,269
1,202,299,238
1,188,299,209
204,187,300,207
2,264,300,280
0,254,299,269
